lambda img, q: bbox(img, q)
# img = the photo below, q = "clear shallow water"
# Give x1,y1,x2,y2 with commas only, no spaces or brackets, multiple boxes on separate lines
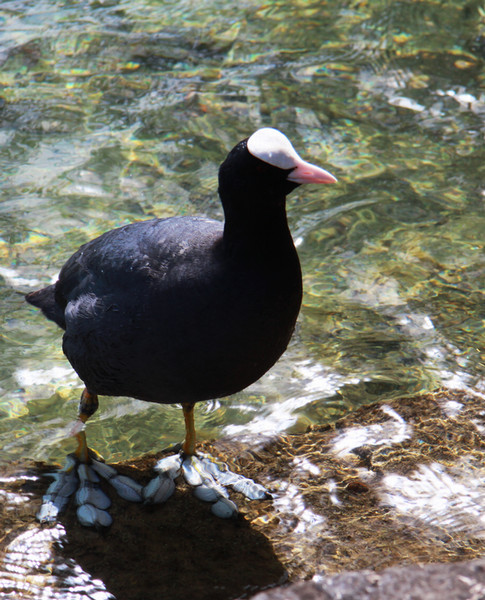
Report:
0,0,484,464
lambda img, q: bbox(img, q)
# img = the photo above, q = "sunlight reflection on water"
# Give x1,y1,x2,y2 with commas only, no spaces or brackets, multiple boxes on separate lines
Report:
381,460,485,537
1,524,113,600
331,405,411,458
0,0,483,467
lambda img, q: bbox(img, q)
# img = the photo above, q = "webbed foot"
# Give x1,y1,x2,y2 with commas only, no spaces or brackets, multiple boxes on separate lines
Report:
143,452,269,518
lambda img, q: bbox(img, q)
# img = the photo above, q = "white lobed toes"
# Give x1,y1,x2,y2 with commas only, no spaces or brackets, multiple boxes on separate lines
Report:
231,476,269,500
74,461,144,525
193,484,220,503
37,455,146,527
37,493,71,523
144,453,242,517
199,455,269,500
200,459,238,485
143,453,182,504
37,499,63,523
37,450,267,526
143,474,176,504
109,474,144,502
211,497,238,519
75,482,111,510
90,459,118,480
181,457,204,486
183,456,229,497
180,455,245,517
176,453,269,516
90,459,143,502
45,468,78,498
154,454,182,479
77,463,99,483
77,504,113,528
37,467,79,523
75,463,112,527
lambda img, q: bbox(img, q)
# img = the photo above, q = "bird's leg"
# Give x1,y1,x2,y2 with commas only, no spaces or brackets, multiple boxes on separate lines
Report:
182,402,196,456
74,388,99,464
140,403,196,506
37,388,143,527
145,402,270,519
79,387,99,422
38,390,270,525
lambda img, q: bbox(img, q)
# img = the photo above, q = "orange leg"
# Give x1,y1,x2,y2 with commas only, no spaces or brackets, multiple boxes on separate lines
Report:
78,388,99,423
75,388,99,464
181,402,196,456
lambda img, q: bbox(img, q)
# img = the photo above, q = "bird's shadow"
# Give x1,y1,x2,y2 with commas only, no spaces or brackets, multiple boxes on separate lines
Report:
48,455,286,600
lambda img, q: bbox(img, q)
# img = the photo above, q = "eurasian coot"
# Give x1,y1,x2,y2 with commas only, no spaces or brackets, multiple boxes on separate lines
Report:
27,127,337,526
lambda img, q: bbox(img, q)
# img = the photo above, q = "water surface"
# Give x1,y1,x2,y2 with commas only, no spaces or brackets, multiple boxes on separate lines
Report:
0,0,484,464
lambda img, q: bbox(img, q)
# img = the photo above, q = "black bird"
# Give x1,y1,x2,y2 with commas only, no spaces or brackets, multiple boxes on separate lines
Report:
27,127,337,526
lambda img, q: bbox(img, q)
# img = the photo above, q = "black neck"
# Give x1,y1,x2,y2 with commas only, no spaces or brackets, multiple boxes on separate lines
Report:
221,191,294,258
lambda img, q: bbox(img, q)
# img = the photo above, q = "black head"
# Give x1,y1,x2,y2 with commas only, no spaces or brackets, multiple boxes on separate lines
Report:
218,128,336,215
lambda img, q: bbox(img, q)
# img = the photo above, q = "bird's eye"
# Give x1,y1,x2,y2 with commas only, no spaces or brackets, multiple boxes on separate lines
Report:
255,162,270,173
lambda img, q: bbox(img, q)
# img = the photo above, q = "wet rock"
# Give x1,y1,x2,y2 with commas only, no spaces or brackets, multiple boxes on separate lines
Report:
250,559,485,600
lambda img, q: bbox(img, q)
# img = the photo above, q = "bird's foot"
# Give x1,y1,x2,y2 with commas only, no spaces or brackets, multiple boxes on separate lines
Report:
37,453,144,527
143,452,269,518
37,451,269,526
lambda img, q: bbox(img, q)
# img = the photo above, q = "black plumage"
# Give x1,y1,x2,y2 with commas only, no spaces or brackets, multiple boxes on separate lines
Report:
26,127,336,438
